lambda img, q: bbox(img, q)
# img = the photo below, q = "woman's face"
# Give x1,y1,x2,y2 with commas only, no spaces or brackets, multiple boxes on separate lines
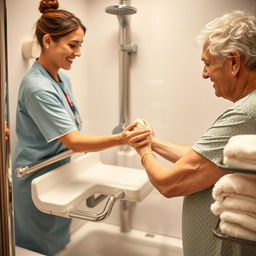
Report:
201,43,236,101
48,27,85,71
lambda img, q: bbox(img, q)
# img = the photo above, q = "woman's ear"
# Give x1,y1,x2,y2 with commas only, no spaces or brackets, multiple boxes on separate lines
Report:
42,34,51,49
229,52,241,76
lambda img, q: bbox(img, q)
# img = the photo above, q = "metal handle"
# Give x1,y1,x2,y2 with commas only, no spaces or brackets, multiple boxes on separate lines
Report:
15,149,74,177
212,219,256,245
86,194,108,208
69,190,125,222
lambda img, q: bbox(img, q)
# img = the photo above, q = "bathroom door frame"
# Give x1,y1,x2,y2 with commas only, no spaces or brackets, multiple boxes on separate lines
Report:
0,0,15,255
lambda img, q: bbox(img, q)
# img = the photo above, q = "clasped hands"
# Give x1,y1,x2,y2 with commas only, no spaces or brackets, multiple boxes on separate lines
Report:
120,119,153,155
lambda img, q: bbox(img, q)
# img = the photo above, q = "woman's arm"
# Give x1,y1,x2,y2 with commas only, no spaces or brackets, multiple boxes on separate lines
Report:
59,121,151,152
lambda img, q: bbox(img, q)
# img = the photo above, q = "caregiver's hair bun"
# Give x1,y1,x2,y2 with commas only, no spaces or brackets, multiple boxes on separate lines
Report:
39,0,59,14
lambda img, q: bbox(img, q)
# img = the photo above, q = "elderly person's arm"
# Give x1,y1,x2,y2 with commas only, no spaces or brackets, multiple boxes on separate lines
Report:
135,120,190,162
151,137,190,163
139,145,224,198
133,120,225,198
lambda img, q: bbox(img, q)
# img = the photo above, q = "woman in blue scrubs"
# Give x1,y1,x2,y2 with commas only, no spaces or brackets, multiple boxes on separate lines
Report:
12,1,150,255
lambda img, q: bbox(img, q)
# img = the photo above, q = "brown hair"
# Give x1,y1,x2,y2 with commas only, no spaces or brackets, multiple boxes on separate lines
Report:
36,0,86,49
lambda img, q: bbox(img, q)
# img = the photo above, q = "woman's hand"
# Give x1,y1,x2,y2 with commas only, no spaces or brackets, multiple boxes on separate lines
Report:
119,120,151,147
122,119,155,154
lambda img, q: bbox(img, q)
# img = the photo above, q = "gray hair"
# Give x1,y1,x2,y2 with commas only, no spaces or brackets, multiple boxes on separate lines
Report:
197,10,256,70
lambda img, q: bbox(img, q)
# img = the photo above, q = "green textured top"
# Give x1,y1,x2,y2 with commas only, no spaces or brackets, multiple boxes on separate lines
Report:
182,90,256,256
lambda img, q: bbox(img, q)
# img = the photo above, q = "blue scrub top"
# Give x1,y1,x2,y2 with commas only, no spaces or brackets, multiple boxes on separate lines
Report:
13,60,82,256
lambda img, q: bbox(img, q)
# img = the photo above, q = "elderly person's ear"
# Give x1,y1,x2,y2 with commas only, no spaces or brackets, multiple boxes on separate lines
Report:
229,52,241,76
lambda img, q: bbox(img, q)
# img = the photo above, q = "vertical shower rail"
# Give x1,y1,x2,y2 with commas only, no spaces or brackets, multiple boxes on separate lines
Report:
0,0,15,255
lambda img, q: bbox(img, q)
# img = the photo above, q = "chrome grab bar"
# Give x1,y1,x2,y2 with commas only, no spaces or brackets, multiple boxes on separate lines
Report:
69,190,125,222
15,149,74,177
86,194,108,208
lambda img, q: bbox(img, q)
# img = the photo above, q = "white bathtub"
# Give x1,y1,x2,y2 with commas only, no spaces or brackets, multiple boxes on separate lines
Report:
57,222,183,256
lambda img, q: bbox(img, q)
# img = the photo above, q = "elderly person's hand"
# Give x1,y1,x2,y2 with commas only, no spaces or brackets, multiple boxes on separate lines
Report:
128,119,154,154
119,120,151,147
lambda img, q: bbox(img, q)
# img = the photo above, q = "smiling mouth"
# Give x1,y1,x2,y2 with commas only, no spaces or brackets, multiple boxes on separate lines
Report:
66,58,74,63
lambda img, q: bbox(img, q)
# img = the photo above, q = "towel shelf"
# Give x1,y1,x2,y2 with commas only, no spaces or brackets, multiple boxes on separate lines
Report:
212,219,256,246
217,163,256,175
212,164,256,245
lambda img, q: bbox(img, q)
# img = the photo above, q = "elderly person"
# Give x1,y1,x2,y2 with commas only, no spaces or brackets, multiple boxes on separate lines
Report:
133,10,256,256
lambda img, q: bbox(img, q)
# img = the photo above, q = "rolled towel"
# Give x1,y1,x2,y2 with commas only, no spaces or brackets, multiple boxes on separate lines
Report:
212,173,256,202
224,135,256,159
223,135,256,170
219,211,256,233
223,156,256,170
211,196,256,216
219,219,256,241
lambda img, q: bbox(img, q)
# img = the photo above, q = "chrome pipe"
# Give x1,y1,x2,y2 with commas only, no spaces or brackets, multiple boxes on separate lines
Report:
106,1,137,129
120,200,135,233
0,0,15,254
15,149,74,178
118,9,137,126
119,22,130,125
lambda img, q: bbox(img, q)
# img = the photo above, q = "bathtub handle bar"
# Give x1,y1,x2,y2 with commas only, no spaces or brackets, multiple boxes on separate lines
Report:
68,190,125,222
15,149,74,177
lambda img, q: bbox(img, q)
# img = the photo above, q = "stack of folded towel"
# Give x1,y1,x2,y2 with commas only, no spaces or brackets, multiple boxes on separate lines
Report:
211,173,256,241
223,134,256,170
211,135,256,241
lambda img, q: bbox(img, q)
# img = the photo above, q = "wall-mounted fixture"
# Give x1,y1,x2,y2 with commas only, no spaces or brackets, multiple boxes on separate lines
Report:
22,40,40,60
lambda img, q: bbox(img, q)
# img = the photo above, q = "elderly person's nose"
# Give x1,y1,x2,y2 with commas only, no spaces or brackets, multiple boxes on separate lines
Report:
202,66,209,79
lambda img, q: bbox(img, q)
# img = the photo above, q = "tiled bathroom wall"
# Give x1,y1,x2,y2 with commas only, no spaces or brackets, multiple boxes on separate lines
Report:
7,0,255,239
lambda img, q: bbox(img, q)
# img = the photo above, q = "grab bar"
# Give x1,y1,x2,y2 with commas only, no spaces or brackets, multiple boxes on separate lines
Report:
16,149,74,177
86,194,108,208
69,190,125,222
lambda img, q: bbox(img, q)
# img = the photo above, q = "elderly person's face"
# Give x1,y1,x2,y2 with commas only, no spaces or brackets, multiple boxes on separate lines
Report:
201,42,237,101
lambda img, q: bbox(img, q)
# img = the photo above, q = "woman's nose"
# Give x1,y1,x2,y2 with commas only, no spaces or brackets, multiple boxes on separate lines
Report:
74,47,81,57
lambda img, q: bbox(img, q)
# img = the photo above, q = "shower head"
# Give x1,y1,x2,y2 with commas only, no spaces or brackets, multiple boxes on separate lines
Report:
105,4,137,16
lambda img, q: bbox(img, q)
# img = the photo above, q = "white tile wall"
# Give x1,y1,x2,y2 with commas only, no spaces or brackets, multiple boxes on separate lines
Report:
7,0,255,241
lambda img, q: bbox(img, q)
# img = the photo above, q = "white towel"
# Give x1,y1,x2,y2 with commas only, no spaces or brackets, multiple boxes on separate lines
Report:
223,156,256,170
223,135,256,170
219,219,256,241
212,173,256,201
211,196,256,216
219,211,256,233
224,135,256,159
211,173,256,240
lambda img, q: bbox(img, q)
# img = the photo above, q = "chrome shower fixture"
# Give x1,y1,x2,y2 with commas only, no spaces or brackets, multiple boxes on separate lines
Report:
105,0,137,16
105,0,137,134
